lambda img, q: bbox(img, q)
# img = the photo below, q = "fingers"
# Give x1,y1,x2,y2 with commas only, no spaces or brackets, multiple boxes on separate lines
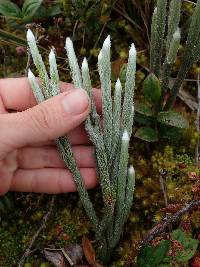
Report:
0,77,102,113
0,172,12,196
31,123,90,147
10,168,98,193
0,95,7,113
0,90,90,155
17,146,95,169
0,78,73,110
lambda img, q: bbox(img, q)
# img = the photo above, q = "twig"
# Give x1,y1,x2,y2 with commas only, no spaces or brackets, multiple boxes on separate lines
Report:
159,170,168,208
141,199,200,246
195,71,200,166
18,195,56,267
113,5,143,32
88,0,118,62
72,20,79,40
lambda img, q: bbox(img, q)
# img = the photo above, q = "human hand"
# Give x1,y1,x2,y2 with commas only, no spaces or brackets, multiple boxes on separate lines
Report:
0,78,101,195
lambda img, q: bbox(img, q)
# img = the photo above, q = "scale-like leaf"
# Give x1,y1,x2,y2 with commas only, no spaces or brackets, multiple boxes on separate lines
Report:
157,111,189,128
135,127,158,142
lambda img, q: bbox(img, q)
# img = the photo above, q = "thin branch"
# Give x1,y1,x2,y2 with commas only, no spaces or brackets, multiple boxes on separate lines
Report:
113,5,143,32
141,199,200,246
88,0,118,62
159,170,168,208
195,71,200,166
18,195,56,267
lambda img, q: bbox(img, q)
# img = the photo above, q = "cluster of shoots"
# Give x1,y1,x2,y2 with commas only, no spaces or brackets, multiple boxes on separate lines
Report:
27,29,136,263
150,0,200,110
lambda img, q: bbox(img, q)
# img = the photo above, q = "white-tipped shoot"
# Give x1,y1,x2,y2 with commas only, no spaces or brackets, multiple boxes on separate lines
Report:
28,69,44,103
81,57,93,99
131,105,134,114
129,43,136,58
98,50,102,61
115,78,122,91
173,27,181,40
102,35,111,50
167,27,181,64
49,48,60,96
128,165,135,176
65,37,82,88
49,49,56,63
122,130,130,142
27,29,35,43
28,68,34,80
65,37,73,51
82,57,88,70
122,42,136,135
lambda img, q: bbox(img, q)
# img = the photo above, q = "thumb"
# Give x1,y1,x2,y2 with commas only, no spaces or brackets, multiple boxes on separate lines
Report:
0,89,90,154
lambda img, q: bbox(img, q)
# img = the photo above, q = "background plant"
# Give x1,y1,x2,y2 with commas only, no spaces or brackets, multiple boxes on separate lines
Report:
134,0,200,142
137,229,199,267
0,0,61,27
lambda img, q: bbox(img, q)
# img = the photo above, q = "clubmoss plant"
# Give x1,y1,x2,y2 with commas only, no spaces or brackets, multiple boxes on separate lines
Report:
150,0,200,110
135,0,200,142
27,29,136,263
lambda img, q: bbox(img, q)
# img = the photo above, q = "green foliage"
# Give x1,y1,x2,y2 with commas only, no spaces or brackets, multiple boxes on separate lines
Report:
171,229,199,263
135,127,158,142
0,0,61,26
143,73,161,103
157,111,189,129
137,229,199,267
0,28,28,46
158,124,183,141
21,0,43,20
137,240,170,267
135,0,200,142
0,193,14,215
134,73,189,141
0,0,22,18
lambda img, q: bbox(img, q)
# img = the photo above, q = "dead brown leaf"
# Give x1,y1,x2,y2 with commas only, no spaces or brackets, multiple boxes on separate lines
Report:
82,237,96,266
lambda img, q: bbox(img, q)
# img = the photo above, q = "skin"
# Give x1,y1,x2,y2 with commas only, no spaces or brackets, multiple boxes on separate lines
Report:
0,78,102,195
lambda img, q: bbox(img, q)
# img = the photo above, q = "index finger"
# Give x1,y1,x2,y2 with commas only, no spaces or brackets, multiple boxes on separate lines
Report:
0,77,102,113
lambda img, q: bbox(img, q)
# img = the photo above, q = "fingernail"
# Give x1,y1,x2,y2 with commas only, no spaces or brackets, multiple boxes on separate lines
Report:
62,89,89,115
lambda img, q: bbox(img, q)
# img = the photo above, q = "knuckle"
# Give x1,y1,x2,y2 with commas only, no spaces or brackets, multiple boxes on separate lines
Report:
42,147,51,166
30,174,37,192
56,170,65,193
